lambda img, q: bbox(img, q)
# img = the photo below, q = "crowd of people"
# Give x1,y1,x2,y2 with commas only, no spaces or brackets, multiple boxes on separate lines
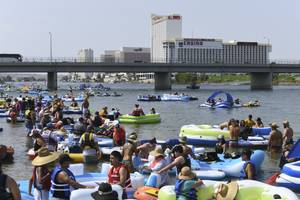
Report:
0,92,299,200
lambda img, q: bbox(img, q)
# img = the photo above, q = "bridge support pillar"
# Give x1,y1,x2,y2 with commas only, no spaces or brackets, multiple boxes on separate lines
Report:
155,72,171,90
47,72,57,91
250,72,273,90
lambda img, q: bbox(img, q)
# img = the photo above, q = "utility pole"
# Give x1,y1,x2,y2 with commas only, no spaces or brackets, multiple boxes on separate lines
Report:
49,32,53,63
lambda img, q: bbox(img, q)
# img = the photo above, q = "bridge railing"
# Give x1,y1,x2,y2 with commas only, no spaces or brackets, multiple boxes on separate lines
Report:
21,57,300,64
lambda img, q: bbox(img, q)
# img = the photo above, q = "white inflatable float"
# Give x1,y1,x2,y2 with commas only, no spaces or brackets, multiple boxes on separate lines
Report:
158,180,299,200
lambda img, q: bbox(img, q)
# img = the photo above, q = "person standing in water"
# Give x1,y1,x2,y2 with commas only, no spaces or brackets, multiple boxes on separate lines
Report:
268,123,283,153
282,120,293,147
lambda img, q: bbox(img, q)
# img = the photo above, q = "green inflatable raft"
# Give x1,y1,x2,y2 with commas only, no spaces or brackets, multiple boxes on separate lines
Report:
119,114,161,124
180,124,230,138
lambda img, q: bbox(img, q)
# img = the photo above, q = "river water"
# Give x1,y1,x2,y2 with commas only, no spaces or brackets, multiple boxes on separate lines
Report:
0,83,299,190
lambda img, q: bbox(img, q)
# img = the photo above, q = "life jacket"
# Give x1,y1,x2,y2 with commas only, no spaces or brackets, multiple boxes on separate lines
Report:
113,127,125,146
80,132,96,150
32,166,51,191
0,173,13,200
51,166,76,199
177,156,191,174
25,110,31,119
108,164,131,188
175,179,197,200
240,161,255,179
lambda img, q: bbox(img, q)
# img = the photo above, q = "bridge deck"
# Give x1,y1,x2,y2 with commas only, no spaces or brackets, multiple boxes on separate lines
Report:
0,63,299,73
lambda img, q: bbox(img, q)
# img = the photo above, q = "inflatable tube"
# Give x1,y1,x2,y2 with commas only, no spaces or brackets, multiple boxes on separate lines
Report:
19,164,104,200
139,138,179,147
62,96,84,102
63,107,83,114
237,136,269,148
287,139,300,159
119,114,161,124
276,173,300,192
96,137,113,147
252,127,271,136
160,94,190,101
70,172,144,200
191,150,265,177
137,95,161,102
194,170,226,180
6,117,25,123
282,160,300,178
0,108,8,113
180,126,268,147
180,124,230,138
200,102,239,109
0,112,9,118
158,180,298,200
71,185,123,200
134,186,159,200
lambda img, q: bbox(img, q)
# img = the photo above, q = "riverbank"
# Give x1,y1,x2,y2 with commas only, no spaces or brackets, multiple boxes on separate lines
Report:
175,73,300,85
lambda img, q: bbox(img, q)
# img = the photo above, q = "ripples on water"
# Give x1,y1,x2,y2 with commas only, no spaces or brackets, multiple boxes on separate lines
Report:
0,83,299,189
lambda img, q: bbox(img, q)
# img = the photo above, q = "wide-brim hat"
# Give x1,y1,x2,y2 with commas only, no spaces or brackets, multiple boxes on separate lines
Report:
179,136,187,144
178,166,196,180
32,147,59,166
150,147,165,157
216,182,239,200
127,134,138,143
91,182,119,200
91,190,118,200
269,122,279,129
283,120,289,126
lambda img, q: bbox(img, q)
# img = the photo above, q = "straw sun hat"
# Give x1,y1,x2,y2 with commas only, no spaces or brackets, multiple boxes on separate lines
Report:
150,148,165,157
216,182,239,200
269,122,279,129
32,147,59,166
283,120,289,126
179,136,187,144
127,134,138,143
178,166,196,180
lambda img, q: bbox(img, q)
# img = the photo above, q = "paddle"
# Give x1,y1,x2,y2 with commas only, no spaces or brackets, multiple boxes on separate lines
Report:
265,172,280,185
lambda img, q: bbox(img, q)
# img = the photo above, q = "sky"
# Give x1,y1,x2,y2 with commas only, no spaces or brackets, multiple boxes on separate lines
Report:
0,0,300,59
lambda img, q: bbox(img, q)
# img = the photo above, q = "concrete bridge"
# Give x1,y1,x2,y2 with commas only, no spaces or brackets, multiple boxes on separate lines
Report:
1,61,300,90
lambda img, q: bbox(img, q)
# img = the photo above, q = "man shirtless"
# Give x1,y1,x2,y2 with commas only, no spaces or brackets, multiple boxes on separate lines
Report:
229,120,240,148
179,136,196,159
122,134,138,173
137,137,157,161
268,123,283,153
282,120,293,146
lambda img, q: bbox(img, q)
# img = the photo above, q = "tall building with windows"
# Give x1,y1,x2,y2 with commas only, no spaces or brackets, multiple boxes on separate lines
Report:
151,14,182,62
163,38,271,64
153,14,271,64
222,41,271,64
163,38,223,63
